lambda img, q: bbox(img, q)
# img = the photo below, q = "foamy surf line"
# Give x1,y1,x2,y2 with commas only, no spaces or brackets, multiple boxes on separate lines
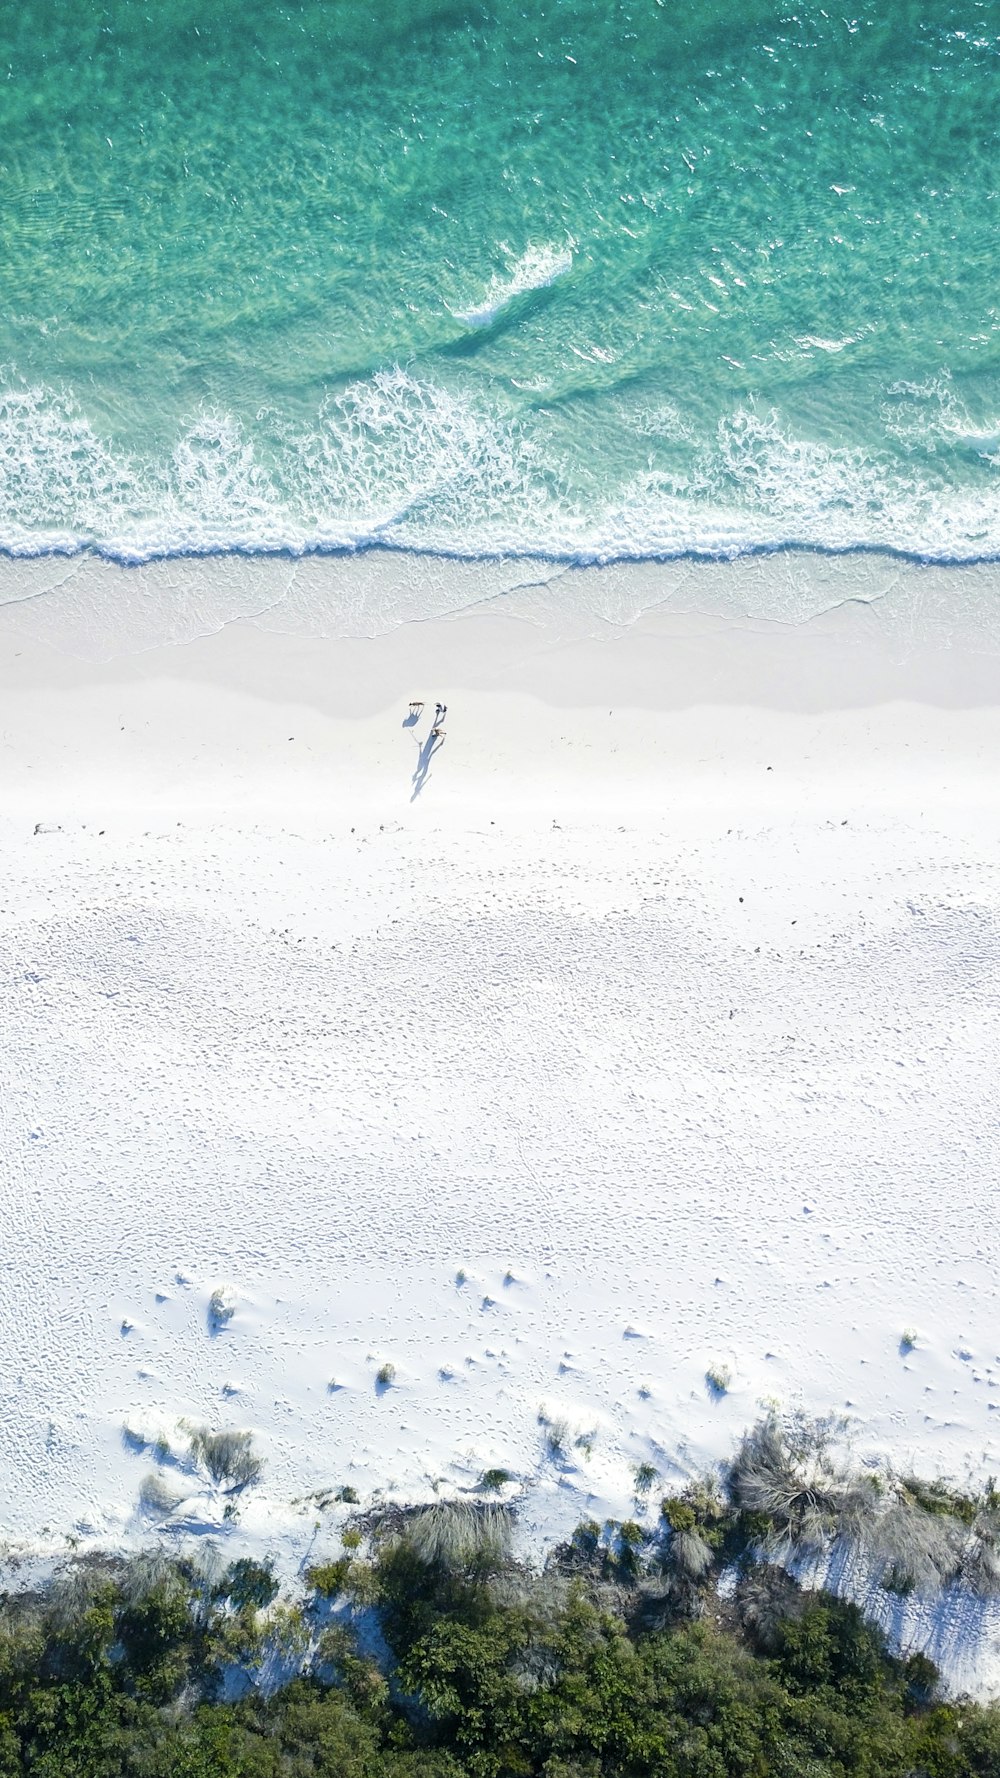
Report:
8,521,1000,574
4,368,1000,573
7,535,1000,573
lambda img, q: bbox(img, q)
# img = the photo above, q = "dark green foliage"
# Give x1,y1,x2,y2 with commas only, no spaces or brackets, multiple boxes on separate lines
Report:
0,1533,998,1778
572,1520,601,1557
372,1515,1000,1778
216,1560,279,1614
306,1559,352,1598
899,1476,979,1525
660,1497,696,1533
116,1568,197,1703
479,1471,513,1493
610,1519,645,1580
774,1597,886,1702
903,1650,939,1704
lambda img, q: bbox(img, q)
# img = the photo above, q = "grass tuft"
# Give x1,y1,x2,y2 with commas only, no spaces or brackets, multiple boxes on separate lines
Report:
208,1286,237,1330
189,1427,263,1491
399,1501,513,1574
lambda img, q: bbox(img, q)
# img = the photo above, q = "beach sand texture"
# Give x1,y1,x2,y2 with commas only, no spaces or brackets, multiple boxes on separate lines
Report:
1,549,999,1689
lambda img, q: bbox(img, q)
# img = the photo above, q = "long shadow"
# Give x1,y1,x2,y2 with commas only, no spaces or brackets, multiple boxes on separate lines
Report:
818,1540,1000,1696
411,731,444,801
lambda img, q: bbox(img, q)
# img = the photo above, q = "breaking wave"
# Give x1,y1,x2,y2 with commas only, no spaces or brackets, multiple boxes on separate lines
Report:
2,368,1000,571
451,244,574,330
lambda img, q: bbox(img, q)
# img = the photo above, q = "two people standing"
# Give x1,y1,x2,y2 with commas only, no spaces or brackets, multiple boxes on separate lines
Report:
406,698,447,736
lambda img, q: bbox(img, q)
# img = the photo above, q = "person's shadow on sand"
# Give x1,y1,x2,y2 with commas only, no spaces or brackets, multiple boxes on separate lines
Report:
411,730,444,800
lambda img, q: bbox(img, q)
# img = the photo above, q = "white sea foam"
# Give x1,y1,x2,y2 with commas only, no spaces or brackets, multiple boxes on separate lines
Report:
794,334,857,353
880,370,1000,460
452,243,573,328
2,372,1000,606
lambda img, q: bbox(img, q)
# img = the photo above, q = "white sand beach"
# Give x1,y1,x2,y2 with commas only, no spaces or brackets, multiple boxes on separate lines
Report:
2,549,999,1688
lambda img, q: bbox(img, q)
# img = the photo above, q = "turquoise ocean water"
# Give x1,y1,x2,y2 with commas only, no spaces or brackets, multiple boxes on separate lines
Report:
2,1,1000,567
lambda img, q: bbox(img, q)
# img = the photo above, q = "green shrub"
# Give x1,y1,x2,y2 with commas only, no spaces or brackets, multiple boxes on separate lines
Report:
216,1558,278,1612
899,1474,978,1525
307,1559,352,1597
571,1519,602,1557
660,1496,696,1532
479,1468,513,1492
1,1497,999,1778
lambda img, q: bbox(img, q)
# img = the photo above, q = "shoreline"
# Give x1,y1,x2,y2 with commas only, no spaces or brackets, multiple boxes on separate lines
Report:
7,541,1000,661
9,536,1000,568
1,550,999,1692
1,551,1000,835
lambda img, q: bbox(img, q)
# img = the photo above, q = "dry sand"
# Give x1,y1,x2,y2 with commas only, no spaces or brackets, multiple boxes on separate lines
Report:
1,549,999,1689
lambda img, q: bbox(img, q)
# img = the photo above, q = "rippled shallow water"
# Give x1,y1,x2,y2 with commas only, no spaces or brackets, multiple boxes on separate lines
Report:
2,1,999,576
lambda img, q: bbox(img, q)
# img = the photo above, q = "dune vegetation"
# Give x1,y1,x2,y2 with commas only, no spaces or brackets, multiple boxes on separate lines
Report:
3,1418,1000,1776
